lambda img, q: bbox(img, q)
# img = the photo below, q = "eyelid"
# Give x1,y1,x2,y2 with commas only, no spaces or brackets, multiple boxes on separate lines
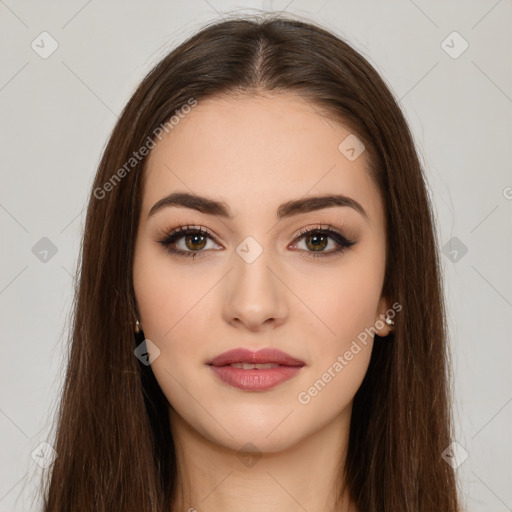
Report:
158,223,221,243
158,224,222,250
293,223,342,239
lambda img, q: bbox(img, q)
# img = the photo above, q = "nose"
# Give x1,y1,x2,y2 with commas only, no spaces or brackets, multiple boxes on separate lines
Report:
222,246,288,332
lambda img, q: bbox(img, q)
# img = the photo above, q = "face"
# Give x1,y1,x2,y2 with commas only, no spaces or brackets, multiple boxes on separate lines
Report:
132,92,392,453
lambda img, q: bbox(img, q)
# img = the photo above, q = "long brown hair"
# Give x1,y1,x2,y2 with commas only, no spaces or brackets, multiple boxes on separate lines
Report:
41,13,461,511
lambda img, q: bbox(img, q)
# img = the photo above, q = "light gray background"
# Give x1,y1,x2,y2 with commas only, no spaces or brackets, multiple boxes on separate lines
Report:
1,1,511,511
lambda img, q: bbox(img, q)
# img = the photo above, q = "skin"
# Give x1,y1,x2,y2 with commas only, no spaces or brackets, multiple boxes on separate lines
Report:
132,92,393,512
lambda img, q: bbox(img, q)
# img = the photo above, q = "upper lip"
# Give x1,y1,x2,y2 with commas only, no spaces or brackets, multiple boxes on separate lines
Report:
206,348,305,367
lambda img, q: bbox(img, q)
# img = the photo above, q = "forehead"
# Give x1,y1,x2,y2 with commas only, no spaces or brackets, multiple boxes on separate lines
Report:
141,93,383,227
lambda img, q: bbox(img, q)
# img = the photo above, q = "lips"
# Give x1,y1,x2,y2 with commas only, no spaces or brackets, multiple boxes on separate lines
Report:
206,348,305,367
206,348,305,391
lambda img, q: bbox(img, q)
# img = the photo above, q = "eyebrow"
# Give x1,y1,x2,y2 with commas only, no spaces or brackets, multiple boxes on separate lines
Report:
148,191,368,221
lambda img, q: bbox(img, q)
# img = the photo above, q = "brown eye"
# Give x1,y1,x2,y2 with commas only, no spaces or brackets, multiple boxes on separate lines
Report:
184,233,207,251
304,233,329,252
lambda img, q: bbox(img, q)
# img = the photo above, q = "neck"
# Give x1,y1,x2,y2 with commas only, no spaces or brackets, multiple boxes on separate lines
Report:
168,407,358,512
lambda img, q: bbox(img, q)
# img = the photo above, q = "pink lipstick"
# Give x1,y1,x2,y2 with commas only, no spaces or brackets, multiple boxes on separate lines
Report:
206,348,305,391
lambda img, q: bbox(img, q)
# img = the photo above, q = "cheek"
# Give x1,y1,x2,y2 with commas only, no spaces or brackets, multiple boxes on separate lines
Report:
294,342,372,431
133,250,208,416
294,254,384,351
133,256,225,442
133,241,218,404
290,254,383,409
133,239,210,341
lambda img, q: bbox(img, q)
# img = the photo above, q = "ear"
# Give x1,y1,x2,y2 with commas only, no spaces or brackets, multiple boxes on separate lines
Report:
375,295,394,337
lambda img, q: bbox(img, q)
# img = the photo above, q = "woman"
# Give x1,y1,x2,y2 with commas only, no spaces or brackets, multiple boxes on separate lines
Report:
42,14,461,512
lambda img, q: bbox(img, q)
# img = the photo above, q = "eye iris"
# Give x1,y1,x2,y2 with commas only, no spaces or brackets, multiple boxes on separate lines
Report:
306,233,328,251
185,233,207,250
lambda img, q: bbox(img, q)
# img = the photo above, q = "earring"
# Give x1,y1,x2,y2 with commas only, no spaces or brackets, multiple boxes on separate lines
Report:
134,319,145,345
385,315,395,326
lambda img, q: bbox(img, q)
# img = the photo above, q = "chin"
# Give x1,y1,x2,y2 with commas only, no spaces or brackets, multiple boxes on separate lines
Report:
176,403,307,454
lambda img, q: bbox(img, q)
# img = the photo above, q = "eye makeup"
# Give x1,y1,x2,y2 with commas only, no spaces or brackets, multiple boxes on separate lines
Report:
156,222,358,260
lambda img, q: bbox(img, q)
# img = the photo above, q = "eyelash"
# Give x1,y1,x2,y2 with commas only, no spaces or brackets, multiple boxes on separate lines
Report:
158,223,357,260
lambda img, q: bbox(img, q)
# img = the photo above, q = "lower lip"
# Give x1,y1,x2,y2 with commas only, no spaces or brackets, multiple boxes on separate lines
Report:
209,365,303,391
